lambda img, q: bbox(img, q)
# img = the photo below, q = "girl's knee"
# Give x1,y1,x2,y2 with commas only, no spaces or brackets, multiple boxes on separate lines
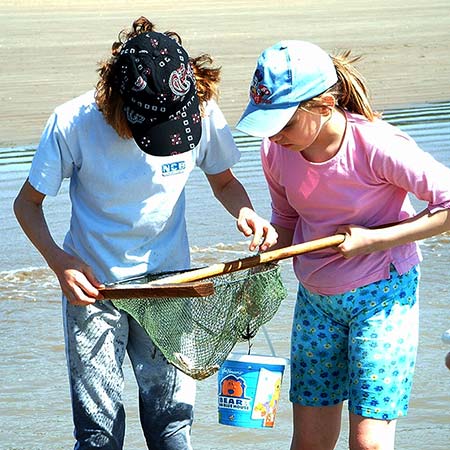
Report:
445,351,450,370
349,414,396,450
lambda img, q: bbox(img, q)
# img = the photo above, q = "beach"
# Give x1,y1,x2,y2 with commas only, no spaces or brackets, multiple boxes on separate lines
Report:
1,0,450,149
1,2,450,450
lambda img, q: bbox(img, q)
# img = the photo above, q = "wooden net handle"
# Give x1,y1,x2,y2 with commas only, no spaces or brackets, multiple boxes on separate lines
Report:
99,280,215,299
151,234,346,285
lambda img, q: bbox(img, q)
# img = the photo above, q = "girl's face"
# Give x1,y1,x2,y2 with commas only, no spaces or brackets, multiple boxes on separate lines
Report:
268,107,325,153
268,100,346,163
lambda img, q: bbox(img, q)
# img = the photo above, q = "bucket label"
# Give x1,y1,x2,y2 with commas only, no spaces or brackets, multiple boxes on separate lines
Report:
251,368,282,427
218,374,251,412
218,355,286,429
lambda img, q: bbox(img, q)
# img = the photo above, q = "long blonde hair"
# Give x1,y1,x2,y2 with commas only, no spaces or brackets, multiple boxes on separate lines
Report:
303,51,380,121
95,16,221,139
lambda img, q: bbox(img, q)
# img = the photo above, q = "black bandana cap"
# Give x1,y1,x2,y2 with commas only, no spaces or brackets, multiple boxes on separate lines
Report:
116,32,202,156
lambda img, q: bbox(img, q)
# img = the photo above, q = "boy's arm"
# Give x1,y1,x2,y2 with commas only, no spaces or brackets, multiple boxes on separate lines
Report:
206,169,278,252
13,179,104,305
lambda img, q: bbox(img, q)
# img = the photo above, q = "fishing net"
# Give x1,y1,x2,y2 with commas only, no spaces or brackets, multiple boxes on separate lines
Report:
111,262,287,380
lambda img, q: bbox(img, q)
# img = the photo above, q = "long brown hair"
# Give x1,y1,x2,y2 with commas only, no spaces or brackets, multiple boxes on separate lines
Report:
302,51,380,121
95,17,222,139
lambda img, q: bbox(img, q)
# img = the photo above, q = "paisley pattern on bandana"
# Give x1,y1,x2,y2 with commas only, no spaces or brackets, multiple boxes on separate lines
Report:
169,63,192,97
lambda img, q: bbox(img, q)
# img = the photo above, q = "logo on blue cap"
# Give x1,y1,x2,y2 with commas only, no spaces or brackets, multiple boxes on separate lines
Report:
250,69,272,105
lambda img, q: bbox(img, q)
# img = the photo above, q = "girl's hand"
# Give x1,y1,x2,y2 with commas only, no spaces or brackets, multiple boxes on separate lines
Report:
237,207,278,252
336,209,450,259
50,251,105,306
335,224,383,258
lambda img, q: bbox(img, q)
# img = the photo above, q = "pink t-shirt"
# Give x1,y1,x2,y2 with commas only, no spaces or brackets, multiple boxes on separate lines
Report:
261,111,450,295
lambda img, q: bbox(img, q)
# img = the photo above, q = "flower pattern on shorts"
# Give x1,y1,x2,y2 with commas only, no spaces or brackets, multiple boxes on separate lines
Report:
289,266,419,420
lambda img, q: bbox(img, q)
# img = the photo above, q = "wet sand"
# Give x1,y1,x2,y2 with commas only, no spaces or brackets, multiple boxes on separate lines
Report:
1,0,449,148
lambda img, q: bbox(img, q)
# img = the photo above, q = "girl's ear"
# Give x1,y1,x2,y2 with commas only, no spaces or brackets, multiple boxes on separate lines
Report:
319,94,336,115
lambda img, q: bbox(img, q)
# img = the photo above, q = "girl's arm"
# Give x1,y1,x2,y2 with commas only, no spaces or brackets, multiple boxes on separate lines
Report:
336,208,450,258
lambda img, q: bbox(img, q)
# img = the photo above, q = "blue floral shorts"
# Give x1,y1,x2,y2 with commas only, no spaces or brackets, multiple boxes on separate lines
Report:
290,265,419,420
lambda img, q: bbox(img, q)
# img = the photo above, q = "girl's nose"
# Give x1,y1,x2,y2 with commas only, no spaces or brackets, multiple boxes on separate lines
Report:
268,132,281,143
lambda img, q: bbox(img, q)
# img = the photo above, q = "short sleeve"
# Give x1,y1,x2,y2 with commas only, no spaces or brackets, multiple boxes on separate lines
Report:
28,111,75,196
196,100,241,174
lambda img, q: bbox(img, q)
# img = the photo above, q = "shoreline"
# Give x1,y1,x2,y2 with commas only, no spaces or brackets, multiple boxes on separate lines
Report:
1,0,449,148
2,99,449,153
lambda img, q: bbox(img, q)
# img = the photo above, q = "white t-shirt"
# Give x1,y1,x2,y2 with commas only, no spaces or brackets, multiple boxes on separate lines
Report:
29,90,240,282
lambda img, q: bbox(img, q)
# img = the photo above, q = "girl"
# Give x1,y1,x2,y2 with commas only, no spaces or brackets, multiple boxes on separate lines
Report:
236,40,450,450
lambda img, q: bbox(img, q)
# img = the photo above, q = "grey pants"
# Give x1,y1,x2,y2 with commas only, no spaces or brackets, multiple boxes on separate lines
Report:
62,297,196,450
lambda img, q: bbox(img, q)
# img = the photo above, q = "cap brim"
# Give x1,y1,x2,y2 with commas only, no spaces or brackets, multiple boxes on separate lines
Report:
236,102,299,138
129,91,202,157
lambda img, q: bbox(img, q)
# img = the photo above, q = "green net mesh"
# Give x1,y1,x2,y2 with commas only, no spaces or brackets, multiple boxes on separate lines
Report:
112,262,287,380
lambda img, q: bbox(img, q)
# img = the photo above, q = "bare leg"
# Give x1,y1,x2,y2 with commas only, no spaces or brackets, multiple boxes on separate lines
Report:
349,413,397,450
290,403,343,450
445,351,450,370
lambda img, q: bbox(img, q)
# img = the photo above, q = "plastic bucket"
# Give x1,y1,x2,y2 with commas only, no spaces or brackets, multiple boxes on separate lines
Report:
217,353,288,428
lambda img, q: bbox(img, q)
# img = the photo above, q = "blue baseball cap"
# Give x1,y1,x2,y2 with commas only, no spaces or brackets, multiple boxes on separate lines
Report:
236,40,338,137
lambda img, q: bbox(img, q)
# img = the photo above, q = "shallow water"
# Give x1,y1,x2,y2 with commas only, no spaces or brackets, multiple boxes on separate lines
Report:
1,102,449,449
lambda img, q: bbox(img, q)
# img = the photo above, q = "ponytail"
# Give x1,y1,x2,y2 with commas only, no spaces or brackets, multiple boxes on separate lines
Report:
330,51,380,120
302,50,380,121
